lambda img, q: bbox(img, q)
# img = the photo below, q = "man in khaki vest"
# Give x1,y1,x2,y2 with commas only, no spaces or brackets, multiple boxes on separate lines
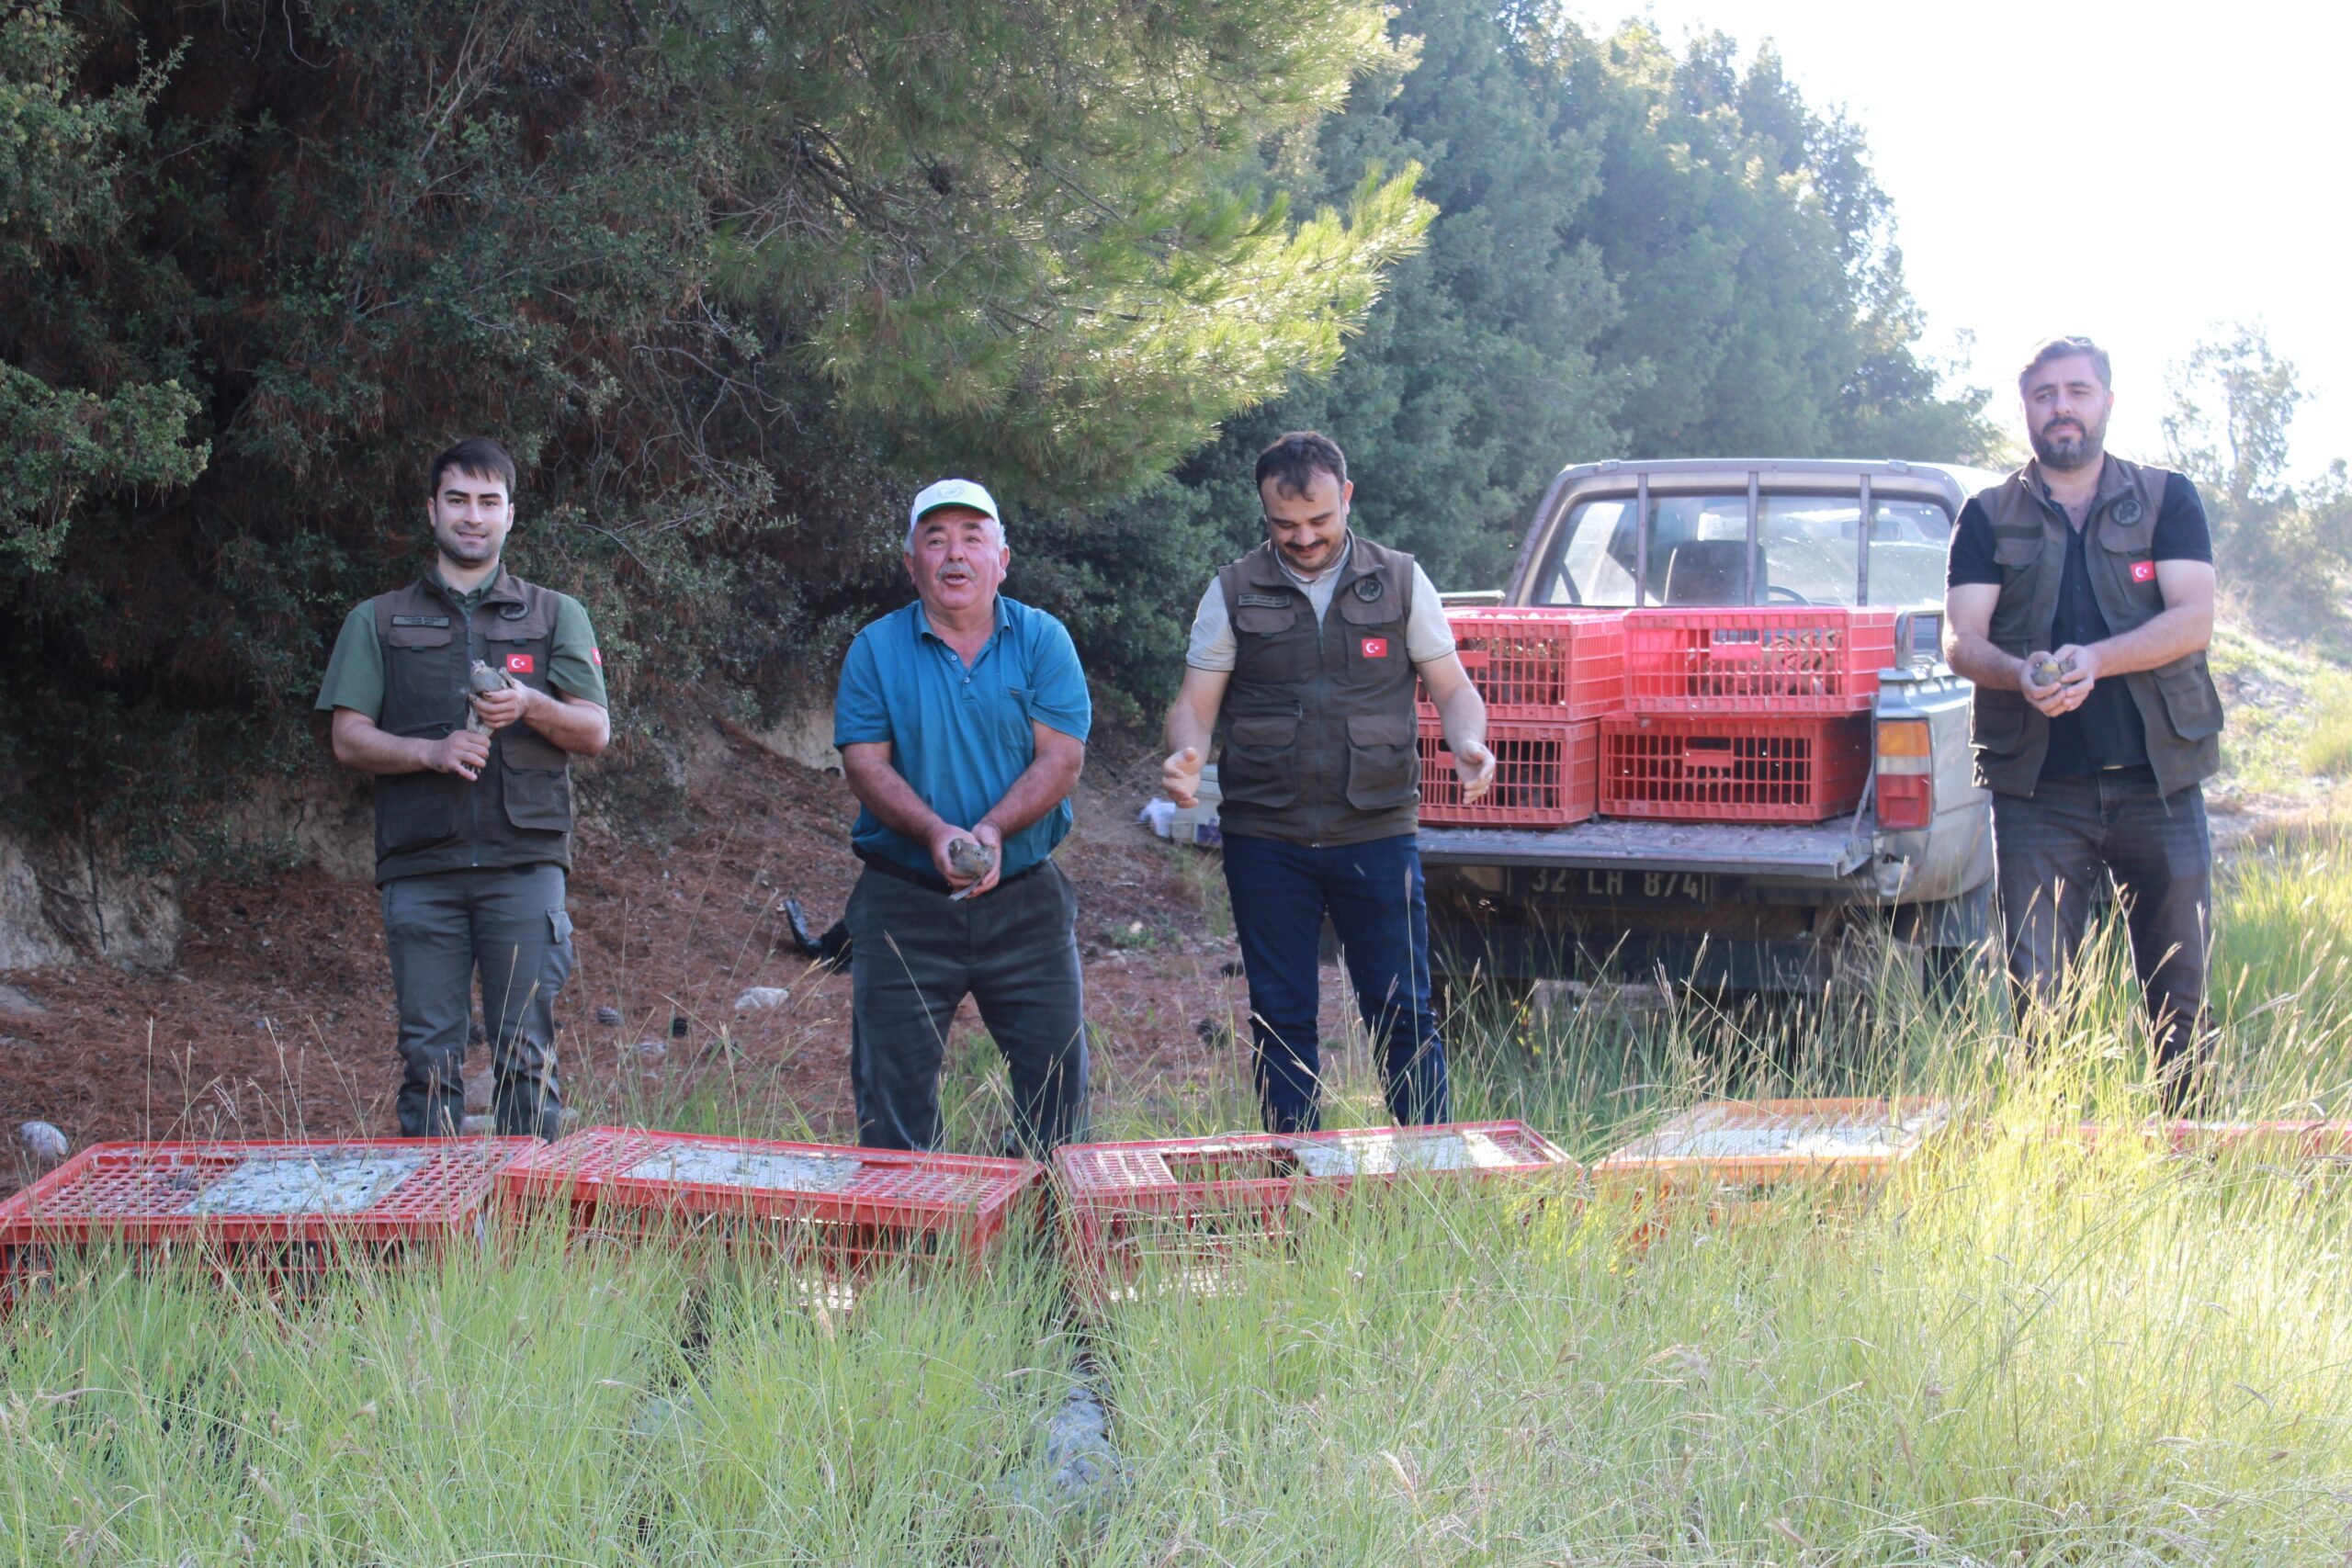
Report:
1161,432,1493,1133
1943,338,2224,1106
316,438,611,1138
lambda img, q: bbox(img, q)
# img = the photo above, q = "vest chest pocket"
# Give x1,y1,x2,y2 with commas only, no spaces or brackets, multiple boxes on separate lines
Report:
1991,529,2043,583
2098,519,2165,623
1985,531,2046,652
1218,712,1299,810
1231,600,1302,685
383,623,456,716
1336,590,1406,677
482,618,554,691
1342,712,1418,812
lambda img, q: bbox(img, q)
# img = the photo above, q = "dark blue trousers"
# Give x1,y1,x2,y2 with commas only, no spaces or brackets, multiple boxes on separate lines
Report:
1221,832,1448,1134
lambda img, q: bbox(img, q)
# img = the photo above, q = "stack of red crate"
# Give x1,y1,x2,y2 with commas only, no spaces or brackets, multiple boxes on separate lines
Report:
1600,608,1894,822
1418,609,1622,827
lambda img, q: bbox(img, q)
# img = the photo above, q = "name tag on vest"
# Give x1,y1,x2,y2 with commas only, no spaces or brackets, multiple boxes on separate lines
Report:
390,614,451,627
1236,592,1289,609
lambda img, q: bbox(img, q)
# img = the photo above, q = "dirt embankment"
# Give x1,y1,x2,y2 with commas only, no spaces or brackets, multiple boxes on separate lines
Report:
0,722,1272,1193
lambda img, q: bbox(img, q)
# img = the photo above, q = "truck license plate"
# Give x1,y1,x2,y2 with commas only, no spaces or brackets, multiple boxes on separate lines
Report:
1525,867,1717,905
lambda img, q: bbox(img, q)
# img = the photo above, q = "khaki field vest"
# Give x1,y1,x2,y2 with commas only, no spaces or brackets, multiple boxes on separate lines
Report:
368,570,574,883
1969,457,2223,797
1214,535,1421,846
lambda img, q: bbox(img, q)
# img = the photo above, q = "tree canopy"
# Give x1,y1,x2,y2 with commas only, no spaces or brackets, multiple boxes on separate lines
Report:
1092,2,1995,613
2,0,1995,845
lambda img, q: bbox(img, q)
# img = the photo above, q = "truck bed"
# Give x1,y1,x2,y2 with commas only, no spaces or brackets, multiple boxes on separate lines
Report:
1418,818,1873,881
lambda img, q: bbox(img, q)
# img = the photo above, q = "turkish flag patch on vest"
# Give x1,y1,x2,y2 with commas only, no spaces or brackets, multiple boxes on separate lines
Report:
2130,559,2155,582
505,653,536,674
1361,637,1389,660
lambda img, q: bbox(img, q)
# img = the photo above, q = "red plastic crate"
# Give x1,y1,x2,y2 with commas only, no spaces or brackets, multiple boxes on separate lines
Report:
1419,718,1598,827
1600,713,1870,822
1623,608,1896,714
1593,1097,1950,1239
0,1137,534,1301
2045,1120,2352,1159
499,1127,1043,1269
1056,1122,1577,1304
1596,1098,1951,1192
1422,608,1625,721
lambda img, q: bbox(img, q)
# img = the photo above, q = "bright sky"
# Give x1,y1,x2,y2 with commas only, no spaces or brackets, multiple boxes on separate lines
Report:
1592,0,2352,479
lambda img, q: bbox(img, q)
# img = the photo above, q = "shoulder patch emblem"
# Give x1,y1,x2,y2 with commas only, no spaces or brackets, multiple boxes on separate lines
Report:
1352,576,1385,602
389,615,451,627
590,647,603,667
2111,497,2144,525
2130,559,2156,582
1236,592,1290,609
505,653,536,674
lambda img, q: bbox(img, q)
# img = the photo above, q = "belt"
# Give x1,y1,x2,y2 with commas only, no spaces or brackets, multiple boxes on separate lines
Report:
855,848,1047,896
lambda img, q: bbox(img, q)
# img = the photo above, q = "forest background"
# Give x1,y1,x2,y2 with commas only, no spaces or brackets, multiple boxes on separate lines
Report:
4,0,2334,856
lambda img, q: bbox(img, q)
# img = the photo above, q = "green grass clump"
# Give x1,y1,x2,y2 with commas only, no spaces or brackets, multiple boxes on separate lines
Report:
6,818,2352,1562
2302,672,2352,778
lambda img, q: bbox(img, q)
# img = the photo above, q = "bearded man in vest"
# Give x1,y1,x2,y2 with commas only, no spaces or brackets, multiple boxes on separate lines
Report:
1943,338,2225,1108
316,437,611,1139
1162,432,1495,1133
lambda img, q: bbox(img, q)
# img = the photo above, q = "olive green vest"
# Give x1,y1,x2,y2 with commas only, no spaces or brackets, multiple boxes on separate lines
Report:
1214,535,1420,847
368,569,574,883
1968,457,2223,798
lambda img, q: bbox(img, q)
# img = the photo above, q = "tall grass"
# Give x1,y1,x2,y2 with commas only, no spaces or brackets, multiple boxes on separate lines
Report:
6,820,2351,1562
2301,672,2352,779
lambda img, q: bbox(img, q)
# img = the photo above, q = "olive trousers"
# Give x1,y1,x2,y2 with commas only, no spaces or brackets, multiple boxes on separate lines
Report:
380,863,573,1140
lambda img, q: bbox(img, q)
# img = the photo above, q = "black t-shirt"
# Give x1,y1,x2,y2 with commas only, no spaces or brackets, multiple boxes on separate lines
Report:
1946,469,2212,778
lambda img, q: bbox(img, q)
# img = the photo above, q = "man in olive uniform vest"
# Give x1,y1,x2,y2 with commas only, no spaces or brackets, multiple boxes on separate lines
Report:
1162,432,1495,1133
1944,338,2224,1106
316,438,611,1139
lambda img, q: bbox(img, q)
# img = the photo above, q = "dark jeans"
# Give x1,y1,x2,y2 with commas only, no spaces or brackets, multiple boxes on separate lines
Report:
1992,771,2213,1100
381,863,573,1140
1221,832,1448,1134
846,860,1088,1154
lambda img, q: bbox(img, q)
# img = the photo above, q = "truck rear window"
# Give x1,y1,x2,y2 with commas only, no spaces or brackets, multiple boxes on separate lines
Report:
1533,492,1952,608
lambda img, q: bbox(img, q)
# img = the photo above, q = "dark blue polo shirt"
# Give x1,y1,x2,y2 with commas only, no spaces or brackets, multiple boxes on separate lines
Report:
832,595,1091,877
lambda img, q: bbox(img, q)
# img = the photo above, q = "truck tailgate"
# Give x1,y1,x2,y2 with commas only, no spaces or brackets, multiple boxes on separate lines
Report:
1418,818,1871,880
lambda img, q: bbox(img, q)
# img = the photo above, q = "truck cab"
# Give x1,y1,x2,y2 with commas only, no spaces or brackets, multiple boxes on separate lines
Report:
1420,457,2007,993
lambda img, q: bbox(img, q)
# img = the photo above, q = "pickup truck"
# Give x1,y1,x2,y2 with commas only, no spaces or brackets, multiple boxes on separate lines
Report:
1419,457,2007,995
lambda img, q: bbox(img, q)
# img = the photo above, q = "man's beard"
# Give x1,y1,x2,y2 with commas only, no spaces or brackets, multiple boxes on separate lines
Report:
2030,413,2106,472
435,525,499,565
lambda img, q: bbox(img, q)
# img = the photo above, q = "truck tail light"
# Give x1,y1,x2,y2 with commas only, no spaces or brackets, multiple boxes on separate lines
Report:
1875,719,1932,829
